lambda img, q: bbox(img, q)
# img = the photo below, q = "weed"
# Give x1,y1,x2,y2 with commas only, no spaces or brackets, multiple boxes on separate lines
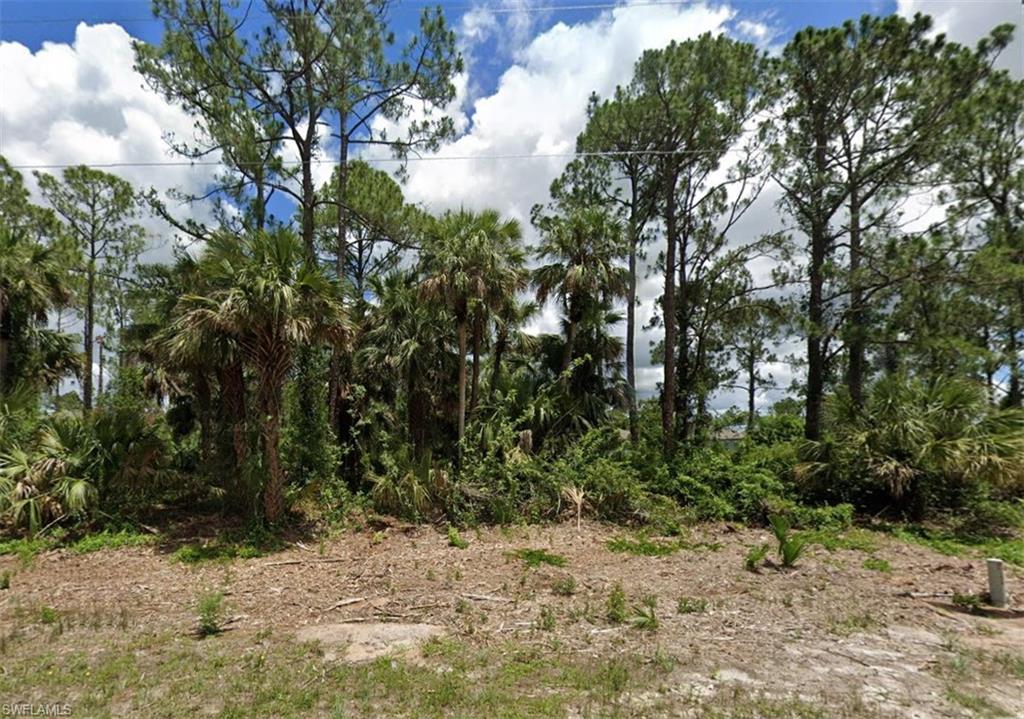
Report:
945,687,1010,717
70,530,157,554
552,575,577,596
38,606,59,625
425,568,437,581
196,591,226,637
632,596,658,632
513,548,567,568
744,544,770,571
995,652,1024,679
607,535,681,557
952,592,985,614
537,606,556,631
769,515,808,568
447,526,469,550
0,570,10,590
676,596,708,615
606,582,628,624
830,611,879,636
862,557,891,572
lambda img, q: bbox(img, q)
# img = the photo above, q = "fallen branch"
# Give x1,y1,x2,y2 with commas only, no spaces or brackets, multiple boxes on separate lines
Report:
263,557,349,567
324,597,367,612
461,593,511,603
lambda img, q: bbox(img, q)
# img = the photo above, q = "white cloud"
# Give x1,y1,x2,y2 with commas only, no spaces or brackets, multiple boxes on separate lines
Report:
897,0,1023,77
0,23,224,259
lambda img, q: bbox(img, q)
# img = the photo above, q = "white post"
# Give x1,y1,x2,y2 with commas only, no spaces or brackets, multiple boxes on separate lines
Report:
986,558,1007,608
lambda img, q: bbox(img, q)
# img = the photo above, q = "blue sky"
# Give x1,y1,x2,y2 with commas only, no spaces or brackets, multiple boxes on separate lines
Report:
1,0,1021,407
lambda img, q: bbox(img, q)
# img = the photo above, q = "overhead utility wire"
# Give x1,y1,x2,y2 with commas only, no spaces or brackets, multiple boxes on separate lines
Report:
2,0,1018,25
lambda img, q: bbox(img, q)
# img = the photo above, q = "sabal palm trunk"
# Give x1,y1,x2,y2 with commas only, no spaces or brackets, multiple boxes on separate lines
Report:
470,314,482,414
561,314,578,374
457,319,468,447
259,356,288,523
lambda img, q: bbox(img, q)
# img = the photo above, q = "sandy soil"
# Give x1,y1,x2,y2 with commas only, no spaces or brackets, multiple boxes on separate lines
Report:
2,520,1022,717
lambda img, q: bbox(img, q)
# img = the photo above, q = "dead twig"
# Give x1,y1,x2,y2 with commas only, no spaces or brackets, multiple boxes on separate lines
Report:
462,593,511,603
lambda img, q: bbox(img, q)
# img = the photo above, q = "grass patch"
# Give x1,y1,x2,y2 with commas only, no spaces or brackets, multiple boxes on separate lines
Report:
0,626,675,718
830,611,881,637
552,575,577,596
512,548,566,568
607,535,683,556
945,687,1011,717
0,530,157,562
173,530,283,564
801,527,880,553
69,530,157,554
889,525,1024,567
677,596,708,615
861,557,891,572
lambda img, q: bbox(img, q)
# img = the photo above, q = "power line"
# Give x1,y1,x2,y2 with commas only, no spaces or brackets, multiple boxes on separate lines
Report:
7,148,755,171
2,0,1018,26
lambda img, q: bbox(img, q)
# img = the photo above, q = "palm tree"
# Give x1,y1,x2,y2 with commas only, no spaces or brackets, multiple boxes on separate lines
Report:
360,271,456,457
420,209,526,448
167,229,349,523
533,208,628,373
0,226,76,394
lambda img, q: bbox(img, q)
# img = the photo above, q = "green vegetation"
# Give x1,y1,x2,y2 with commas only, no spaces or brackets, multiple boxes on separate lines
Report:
0,3,1021,662
632,595,659,632
446,526,469,550
552,575,577,596
677,597,708,615
862,557,891,573
196,591,226,637
830,612,881,637
769,516,808,568
744,544,770,572
607,534,686,557
512,549,567,568
606,582,628,624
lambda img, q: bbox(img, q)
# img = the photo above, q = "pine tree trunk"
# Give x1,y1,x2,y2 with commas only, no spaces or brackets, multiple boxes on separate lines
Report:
83,255,95,413
662,175,678,456
626,199,639,444
329,124,350,437
746,348,757,431
847,189,866,409
805,126,829,442
676,221,691,442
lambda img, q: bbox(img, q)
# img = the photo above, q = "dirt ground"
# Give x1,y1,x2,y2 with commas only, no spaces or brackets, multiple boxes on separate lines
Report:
2,521,1023,717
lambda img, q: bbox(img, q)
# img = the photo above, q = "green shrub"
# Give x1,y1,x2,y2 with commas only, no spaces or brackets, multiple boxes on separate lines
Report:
676,596,707,614
552,575,577,596
606,582,627,624
513,548,566,568
744,544,770,571
196,591,226,636
447,526,469,549
632,595,658,632
769,515,807,568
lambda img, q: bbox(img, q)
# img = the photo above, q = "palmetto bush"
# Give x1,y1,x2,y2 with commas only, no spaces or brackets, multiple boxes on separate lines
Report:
798,375,1024,520
0,416,99,535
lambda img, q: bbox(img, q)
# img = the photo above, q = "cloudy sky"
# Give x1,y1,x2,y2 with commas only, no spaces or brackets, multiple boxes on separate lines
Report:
1,0,1021,409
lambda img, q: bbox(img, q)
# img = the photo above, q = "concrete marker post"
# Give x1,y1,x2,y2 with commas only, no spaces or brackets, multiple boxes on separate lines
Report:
986,558,1007,608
